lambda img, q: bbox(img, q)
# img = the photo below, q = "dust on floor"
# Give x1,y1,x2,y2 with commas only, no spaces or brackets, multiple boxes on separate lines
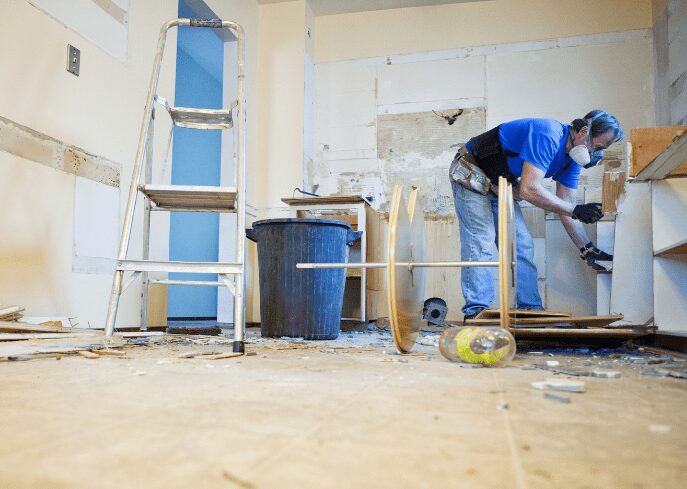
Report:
0,327,685,489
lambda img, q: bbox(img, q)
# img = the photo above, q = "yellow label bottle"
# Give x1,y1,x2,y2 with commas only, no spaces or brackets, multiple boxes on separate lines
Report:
438,326,516,367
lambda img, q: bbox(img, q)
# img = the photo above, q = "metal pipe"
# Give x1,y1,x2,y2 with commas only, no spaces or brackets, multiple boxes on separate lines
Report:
228,21,246,351
150,280,227,287
497,177,510,330
296,261,498,269
140,109,154,332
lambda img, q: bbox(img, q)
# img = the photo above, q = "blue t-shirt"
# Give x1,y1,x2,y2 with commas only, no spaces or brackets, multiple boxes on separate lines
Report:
498,118,580,189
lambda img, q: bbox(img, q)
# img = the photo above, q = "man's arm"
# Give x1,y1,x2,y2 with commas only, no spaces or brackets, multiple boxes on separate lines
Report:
556,182,591,249
519,162,604,225
519,162,575,215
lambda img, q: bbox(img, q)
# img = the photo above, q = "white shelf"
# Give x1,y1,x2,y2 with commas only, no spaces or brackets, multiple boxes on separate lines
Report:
652,178,687,255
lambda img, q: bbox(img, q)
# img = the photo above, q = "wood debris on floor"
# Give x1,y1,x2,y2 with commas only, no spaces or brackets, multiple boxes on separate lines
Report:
463,308,656,341
0,305,24,322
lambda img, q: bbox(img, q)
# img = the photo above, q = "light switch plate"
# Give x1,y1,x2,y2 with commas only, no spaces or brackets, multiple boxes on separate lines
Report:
67,44,80,76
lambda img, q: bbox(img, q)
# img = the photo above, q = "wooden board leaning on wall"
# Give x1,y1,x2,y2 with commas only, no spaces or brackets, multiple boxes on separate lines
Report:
630,126,687,177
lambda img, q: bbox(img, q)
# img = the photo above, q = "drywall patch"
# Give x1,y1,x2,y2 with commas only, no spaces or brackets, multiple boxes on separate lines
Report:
0,115,120,187
377,107,485,215
377,108,483,159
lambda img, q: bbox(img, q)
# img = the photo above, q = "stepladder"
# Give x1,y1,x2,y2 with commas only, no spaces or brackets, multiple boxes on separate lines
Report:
105,18,247,353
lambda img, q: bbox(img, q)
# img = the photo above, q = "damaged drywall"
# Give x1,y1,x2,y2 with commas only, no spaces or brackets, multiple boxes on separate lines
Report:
0,115,120,187
378,108,485,215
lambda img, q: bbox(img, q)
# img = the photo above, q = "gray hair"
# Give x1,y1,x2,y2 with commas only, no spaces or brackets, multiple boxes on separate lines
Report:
572,109,624,142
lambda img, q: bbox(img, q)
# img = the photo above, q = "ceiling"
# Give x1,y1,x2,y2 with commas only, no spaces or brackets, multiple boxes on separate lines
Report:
257,0,489,16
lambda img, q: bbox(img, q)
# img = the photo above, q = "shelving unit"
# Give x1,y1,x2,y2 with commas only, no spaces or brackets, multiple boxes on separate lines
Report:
631,130,687,332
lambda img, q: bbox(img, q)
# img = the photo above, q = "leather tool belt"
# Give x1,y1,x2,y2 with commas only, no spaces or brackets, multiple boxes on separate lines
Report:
449,146,491,195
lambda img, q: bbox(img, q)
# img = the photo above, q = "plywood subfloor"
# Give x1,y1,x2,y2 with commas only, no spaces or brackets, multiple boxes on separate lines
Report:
0,329,685,489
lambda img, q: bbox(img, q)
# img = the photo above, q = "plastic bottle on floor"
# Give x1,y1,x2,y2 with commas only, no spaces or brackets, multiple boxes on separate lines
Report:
438,326,516,367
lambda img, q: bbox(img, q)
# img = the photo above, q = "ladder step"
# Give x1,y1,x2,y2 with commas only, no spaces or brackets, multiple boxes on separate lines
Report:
118,260,243,274
155,95,233,130
169,106,233,129
139,184,237,212
150,279,229,287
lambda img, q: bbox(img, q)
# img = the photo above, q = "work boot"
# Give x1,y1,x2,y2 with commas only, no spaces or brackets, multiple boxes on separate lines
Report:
463,307,485,323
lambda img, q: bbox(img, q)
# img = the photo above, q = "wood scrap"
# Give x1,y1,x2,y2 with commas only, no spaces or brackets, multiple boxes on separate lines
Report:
0,335,123,361
630,126,687,177
511,327,652,340
93,348,126,357
281,195,369,206
0,320,78,334
204,352,243,360
0,305,25,322
0,333,87,342
465,314,623,328
178,350,244,360
89,325,168,332
602,171,626,213
77,350,100,359
117,331,165,338
178,350,221,358
475,308,572,319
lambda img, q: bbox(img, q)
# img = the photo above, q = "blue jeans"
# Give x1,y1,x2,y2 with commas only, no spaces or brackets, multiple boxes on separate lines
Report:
450,177,543,316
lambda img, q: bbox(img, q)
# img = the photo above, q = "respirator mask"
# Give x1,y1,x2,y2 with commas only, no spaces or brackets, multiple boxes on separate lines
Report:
569,117,603,168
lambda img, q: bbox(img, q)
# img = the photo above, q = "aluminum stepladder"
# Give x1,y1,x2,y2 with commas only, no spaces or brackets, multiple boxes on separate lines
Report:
105,18,247,353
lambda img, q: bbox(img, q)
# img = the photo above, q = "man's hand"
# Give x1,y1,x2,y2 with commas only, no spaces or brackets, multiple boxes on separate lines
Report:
580,242,613,271
572,203,604,224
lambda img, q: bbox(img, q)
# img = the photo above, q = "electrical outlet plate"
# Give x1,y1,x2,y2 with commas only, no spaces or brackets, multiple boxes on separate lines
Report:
67,44,80,76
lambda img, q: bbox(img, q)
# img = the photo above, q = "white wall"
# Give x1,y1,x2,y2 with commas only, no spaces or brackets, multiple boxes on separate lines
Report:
0,0,259,327
653,0,687,125
255,0,307,209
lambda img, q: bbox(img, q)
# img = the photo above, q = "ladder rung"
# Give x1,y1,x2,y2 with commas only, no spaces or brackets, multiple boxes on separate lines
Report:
155,96,233,130
170,106,233,129
118,260,243,274
139,184,237,212
150,279,229,287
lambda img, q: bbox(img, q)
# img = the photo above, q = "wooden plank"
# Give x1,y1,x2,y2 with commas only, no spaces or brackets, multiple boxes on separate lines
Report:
297,211,359,230
88,325,167,332
0,336,123,361
655,240,687,256
0,321,77,334
630,126,687,177
424,218,462,321
0,305,25,319
511,327,652,339
475,308,572,319
0,333,83,342
282,195,370,206
633,131,687,181
465,314,623,328
0,114,120,187
365,207,387,293
147,284,168,328
602,171,626,213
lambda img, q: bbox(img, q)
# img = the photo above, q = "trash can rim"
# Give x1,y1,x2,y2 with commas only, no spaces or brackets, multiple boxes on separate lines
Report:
251,218,352,229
